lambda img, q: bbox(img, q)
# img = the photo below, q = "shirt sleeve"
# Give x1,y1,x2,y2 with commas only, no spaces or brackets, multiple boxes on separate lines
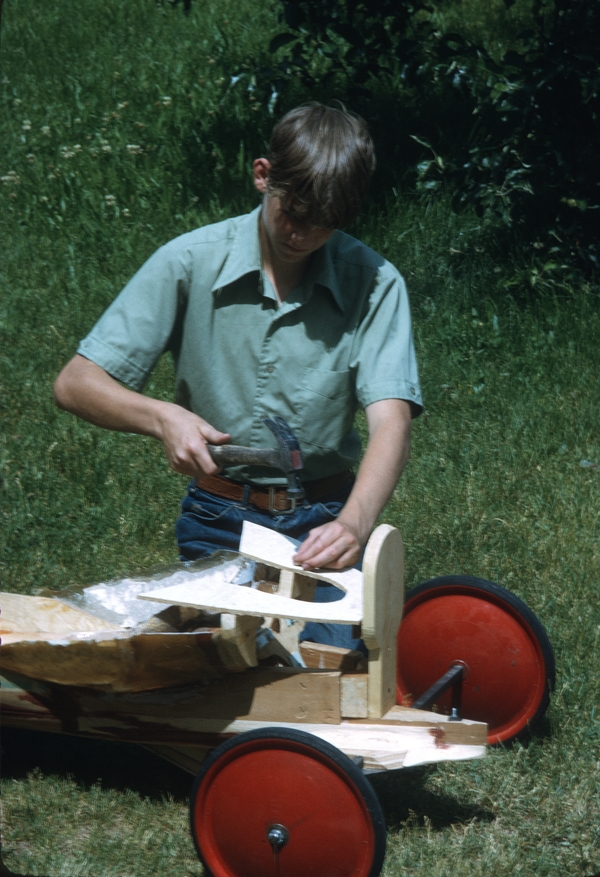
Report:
350,264,423,415
77,243,190,392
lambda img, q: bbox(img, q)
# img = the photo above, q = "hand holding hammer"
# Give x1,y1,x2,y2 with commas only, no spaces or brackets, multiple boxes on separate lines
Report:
207,416,304,501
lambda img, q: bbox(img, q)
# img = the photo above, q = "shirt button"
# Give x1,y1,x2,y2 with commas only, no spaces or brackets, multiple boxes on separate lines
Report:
410,386,416,395
266,364,275,373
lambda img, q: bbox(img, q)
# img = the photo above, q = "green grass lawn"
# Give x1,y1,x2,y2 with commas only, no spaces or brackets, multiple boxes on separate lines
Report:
1,1,600,875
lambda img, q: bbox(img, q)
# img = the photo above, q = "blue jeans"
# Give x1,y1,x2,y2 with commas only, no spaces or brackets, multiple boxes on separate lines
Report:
176,481,366,654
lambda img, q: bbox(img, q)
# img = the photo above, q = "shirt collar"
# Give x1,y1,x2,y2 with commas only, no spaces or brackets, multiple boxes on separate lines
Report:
304,234,346,313
210,207,263,293
211,206,345,312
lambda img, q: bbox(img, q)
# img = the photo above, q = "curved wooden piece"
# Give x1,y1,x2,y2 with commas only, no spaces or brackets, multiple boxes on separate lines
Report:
140,522,363,623
362,525,404,719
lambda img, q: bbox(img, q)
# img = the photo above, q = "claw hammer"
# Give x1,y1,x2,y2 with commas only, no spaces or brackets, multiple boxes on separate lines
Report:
207,416,305,501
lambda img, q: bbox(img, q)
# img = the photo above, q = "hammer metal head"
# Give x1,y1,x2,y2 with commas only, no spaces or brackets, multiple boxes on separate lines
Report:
261,416,305,501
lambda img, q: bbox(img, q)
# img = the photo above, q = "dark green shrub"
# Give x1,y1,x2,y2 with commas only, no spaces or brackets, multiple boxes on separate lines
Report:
247,0,600,279
419,0,600,275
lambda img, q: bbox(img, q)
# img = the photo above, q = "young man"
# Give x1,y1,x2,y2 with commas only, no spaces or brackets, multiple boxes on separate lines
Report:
54,104,422,604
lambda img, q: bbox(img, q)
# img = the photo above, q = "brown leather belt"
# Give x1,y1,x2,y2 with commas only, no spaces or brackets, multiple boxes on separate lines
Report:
195,470,354,513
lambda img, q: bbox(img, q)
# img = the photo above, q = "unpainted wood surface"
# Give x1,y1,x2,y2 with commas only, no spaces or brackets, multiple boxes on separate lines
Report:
213,614,261,670
299,641,364,671
139,522,363,623
362,525,404,719
0,671,487,771
341,673,369,718
0,592,117,637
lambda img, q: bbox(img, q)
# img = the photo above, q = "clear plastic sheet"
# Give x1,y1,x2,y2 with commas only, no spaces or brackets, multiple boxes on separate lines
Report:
45,552,256,630
0,553,259,690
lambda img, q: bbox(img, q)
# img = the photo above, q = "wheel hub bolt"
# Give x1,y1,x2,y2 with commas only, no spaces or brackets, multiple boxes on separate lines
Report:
267,824,289,849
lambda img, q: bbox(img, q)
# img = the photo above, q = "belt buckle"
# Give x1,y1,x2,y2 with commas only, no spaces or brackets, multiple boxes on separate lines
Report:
268,487,296,514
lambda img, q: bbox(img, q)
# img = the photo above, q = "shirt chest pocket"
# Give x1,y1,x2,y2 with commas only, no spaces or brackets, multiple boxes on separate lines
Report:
298,366,356,450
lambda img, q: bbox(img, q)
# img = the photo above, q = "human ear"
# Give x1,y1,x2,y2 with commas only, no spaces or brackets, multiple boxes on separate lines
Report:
253,158,271,193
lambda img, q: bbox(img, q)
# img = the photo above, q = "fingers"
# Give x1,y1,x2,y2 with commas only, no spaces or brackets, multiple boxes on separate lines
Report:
160,406,230,478
195,424,231,476
166,437,217,477
202,425,231,446
293,521,362,571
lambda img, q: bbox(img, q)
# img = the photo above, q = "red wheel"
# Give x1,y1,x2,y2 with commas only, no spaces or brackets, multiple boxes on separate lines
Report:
189,727,386,877
396,576,555,745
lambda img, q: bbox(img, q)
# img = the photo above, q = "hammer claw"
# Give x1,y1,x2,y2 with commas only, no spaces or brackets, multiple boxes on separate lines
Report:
207,417,305,501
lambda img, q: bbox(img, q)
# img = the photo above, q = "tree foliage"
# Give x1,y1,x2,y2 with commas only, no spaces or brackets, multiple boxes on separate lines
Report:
421,0,600,275
267,0,434,95
248,0,600,279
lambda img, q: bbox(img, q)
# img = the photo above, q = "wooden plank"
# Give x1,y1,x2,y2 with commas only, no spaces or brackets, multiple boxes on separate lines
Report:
362,525,404,719
0,672,486,770
134,719,485,772
2,669,486,745
0,667,340,734
145,720,485,773
355,704,488,746
0,592,117,635
139,522,363,623
0,629,229,691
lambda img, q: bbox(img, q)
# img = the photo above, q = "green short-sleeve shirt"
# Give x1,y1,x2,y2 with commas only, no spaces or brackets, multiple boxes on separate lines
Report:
78,207,422,483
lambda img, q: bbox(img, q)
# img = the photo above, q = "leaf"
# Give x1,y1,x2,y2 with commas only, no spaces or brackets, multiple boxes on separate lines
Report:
410,134,433,150
269,33,298,53
332,22,364,47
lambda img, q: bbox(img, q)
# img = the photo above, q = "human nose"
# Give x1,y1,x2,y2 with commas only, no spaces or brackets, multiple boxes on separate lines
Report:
289,221,309,242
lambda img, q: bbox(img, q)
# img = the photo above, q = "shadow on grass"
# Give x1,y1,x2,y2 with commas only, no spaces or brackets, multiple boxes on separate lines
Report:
369,766,495,831
3,729,507,833
0,727,194,803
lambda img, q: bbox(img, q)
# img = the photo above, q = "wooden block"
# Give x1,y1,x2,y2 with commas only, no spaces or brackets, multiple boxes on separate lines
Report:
362,525,404,720
265,617,305,659
213,614,261,671
230,668,341,724
278,569,296,599
341,673,368,718
299,641,364,672
275,569,317,602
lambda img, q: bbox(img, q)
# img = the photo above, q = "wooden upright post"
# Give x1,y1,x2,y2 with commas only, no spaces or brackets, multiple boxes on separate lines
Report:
362,525,404,719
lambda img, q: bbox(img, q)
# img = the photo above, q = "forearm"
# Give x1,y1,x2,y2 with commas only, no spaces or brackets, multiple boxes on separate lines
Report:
294,398,412,570
53,355,229,476
54,355,172,437
337,401,411,546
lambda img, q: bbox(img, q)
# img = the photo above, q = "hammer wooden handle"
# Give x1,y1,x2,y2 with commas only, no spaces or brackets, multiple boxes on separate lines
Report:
207,444,281,469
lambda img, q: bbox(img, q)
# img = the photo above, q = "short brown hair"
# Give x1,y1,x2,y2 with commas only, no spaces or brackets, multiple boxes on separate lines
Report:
267,102,375,229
